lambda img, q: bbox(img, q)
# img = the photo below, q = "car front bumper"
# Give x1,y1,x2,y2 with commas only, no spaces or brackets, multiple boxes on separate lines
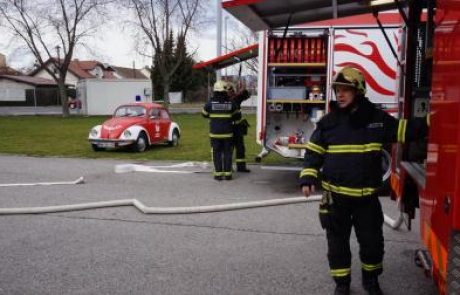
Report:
89,139,135,148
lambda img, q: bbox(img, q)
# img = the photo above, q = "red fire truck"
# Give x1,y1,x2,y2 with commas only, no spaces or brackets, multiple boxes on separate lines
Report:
223,0,460,294
253,14,401,161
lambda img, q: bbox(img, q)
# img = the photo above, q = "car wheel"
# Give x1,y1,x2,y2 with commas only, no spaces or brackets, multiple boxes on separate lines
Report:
92,144,104,152
169,130,179,146
133,133,148,152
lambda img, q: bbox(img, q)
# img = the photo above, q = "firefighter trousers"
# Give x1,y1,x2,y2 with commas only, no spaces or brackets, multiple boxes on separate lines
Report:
211,138,233,176
322,193,384,285
233,134,246,169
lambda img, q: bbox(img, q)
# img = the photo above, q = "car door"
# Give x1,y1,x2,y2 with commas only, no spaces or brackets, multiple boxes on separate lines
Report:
147,108,162,143
159,109,172,141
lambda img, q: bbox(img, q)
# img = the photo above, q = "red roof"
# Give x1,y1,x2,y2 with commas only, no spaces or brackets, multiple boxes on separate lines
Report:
68,60,115,79
193,43,258,70
30,59,116,79
67,60,94,78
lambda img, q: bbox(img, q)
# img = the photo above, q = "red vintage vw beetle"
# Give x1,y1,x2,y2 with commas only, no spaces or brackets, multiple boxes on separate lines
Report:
88,103,180,152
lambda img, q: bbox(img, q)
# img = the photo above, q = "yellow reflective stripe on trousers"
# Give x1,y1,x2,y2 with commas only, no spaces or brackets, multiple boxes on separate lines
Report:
209,133,233,138
397,119,408,143
223,171,232,176
322,182,377,197
362,262,383,271
305,142,326,154
299,168,318,178
209,114,232,118
236,158,246,163
213,172,224,176
327,143,382,153
330,268,351,277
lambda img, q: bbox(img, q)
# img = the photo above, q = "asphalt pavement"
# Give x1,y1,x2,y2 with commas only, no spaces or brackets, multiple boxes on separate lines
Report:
0,155,438,295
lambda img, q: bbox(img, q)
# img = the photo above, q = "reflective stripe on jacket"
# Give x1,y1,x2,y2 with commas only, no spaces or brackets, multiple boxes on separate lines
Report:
299,97,427,196
202,95,241,137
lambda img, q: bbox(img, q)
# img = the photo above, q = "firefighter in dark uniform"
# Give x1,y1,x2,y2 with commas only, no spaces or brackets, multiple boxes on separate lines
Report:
226,82,251,172
202,80,241,181
299,67,428,295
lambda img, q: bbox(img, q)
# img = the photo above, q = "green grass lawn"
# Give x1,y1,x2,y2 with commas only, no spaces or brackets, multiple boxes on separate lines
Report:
0,114,295,164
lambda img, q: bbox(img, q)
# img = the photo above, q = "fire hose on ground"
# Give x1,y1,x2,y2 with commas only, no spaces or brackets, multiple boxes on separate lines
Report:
0,196,322,215
0,160,405,229
0,191,404,230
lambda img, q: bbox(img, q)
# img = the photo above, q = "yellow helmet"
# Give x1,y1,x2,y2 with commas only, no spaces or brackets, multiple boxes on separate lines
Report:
213,80,228,92
332,67,366,95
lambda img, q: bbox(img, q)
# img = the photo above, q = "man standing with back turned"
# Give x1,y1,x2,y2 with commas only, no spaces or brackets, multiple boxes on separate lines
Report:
202,80,241,181
226,81,251,172
299,67,427,295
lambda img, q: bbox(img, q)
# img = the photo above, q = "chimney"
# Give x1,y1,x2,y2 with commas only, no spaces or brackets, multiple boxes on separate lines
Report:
0,53,6,67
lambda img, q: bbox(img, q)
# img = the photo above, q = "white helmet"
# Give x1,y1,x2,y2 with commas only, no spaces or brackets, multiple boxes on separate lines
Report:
213,80,228,92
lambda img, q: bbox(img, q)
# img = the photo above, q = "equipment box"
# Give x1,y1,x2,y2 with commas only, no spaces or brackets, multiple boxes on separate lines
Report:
268,87,306,100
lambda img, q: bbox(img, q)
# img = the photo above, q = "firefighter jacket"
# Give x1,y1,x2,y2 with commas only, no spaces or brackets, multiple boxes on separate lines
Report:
202,93,241,139
232,90,251,136
299,96,428,197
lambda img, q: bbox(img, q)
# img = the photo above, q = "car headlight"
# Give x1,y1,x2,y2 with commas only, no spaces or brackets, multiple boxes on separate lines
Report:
123,130,132,137
90,128,98,136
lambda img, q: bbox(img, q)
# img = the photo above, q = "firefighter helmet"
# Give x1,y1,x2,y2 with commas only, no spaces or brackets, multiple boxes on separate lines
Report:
213,80,228,92
332,67,366,95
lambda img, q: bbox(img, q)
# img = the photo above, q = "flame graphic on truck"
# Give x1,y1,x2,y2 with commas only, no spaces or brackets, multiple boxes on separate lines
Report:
334,29,400,103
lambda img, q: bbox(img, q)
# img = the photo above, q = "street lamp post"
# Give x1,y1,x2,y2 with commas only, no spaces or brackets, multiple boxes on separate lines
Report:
216,0,222,80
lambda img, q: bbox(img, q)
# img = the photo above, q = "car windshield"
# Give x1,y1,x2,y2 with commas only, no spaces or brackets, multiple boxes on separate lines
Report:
114,106,146,118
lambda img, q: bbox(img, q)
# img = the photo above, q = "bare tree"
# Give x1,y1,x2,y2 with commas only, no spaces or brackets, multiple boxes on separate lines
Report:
129,0,205,106
228,26,259,76
0,0,110,116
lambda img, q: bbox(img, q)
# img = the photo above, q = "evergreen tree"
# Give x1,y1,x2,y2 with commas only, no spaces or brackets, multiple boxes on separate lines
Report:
152,33,209,102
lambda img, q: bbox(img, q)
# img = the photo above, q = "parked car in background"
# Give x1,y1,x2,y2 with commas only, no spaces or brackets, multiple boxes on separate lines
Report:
88,102,180,152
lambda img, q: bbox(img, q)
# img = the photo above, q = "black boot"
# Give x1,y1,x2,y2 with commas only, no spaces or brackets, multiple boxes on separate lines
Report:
237,163,251,172
334,283,350,295
214,175,223,181
363,276,383,295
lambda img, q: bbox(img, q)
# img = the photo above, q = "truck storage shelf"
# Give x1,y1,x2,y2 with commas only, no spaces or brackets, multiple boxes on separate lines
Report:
271,73,327,77
268,99,326,104
268,63,327,68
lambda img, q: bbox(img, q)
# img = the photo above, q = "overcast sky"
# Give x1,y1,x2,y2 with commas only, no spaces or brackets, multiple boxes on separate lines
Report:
0,1,248,71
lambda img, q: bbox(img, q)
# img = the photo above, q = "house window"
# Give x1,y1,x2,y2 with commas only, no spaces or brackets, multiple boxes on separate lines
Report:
0,88,26,101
